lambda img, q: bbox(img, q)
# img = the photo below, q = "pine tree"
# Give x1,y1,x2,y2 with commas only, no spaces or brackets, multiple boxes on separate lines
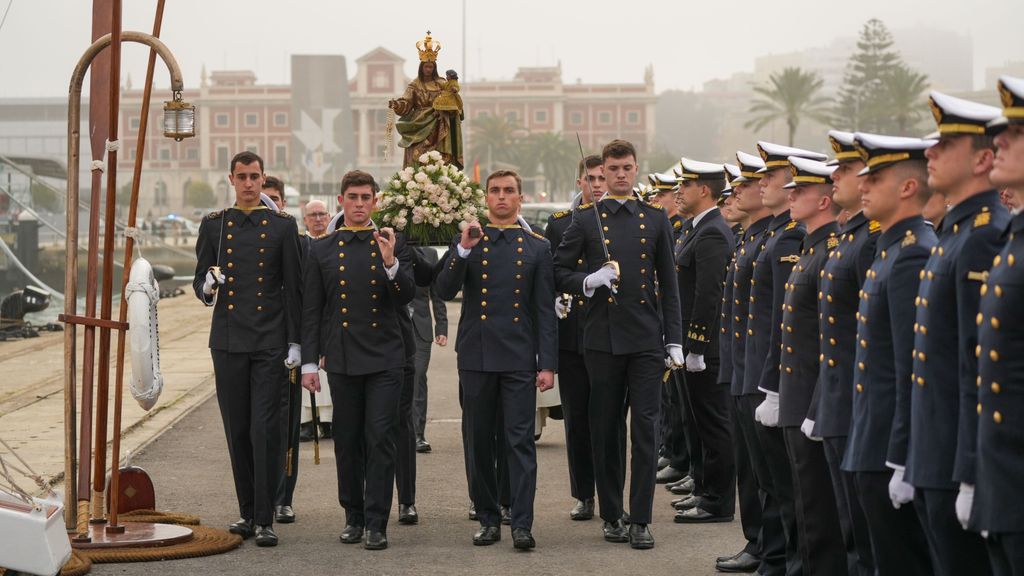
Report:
835,19,903,131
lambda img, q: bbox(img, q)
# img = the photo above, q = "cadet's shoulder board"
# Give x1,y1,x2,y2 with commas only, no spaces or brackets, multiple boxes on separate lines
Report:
902,231,917,247
779,254,800,263
272,209,294,219
527,230,546,241
869,220,881,233
551,210,571,220
205,210,223,220
827,236,840,249
974,210,991,228
644,200,663,210
577,202,594,211
785,221,799,231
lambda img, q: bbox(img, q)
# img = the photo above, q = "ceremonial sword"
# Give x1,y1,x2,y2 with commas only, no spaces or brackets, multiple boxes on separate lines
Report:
575,133,619,303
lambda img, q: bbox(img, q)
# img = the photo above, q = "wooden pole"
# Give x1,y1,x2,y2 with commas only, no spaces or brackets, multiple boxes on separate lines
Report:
107,0,165,532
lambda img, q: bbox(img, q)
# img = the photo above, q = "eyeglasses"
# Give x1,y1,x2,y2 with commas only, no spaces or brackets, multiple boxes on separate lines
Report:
306,212,330,219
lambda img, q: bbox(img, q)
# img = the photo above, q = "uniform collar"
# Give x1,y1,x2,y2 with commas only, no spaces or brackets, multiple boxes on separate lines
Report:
601,196,637,214
485,223,521,242
229,204,269,225
335,226,375,240
747,214,772,237
878,215,925,250
940,189,1000,234
1011,211,1024,234
691,205,719,228
803,221,839,251
769,209,793,231
841,210,869,234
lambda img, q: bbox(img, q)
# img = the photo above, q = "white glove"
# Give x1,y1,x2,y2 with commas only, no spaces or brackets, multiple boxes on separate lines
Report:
800,418,821,442
684,352,706,372
203,269,225,295
666,344,685,369
755,392,780,427
888,466,915,509
955,483,975,530
555,295,572,319
284,343,301,369
584,263,619,295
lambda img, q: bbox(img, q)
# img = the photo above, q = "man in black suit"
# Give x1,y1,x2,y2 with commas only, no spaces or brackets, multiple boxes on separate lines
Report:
554,139,683,550
668,157,737,525
545,154,605,521
411,246,448,454
299,170,416,551
193,152,302,547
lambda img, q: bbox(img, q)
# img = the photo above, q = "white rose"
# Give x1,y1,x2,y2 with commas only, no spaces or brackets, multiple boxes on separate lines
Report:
405,181,416,191
415,172,429,183
422,199,429,206
395,195,406,205
400,172,412,183
418,153,429,164
429,150,442,161
443,213,454,224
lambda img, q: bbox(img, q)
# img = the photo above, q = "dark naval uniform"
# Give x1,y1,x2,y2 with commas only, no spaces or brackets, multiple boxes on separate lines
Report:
674,207,736,519
842,215,935,576
546,208,596,505
812,212,879,576
904,190,1007,575
746,209,805,575
193,205,301,528
435,225,557,531
730,214,785,571
300,226,416,534
778,221,846,575
975,211,1024,573
663,215,696,481
554,196,683,526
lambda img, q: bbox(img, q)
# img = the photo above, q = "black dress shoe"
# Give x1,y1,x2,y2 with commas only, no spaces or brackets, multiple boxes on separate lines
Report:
628,523,655,550
512,528,536,550
669,477,696,495
657,456,670,470
621,512,631,525
716,549,744,563
570,498,594,521
602,519,629,543
500,506,512,526
473,525,501,546
364,530,388,550
716,551,760,573
415,438,432,453
319,423,333,439
299,423,316,443
339,524,364,544
398,503,418,525
275,505,295,524
672,495,700,511
468,502,477,521
228,518,255,539
656,466,685,484
254,525,278,547
674,507,734,524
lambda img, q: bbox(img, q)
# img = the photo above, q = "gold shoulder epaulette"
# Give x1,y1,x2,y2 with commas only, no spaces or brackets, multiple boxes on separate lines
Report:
578,202,594,211
551,210,571,220
869,220,881,233
272,210,294,219
205,210,223,220
785,221,798,230
528,230,546,241
644,200,663,210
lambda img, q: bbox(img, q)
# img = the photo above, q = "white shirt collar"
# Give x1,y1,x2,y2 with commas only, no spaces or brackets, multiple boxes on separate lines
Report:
691,206,718,227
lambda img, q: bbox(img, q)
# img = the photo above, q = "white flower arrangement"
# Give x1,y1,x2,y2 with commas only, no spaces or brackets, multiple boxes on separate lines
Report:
377,153,486,245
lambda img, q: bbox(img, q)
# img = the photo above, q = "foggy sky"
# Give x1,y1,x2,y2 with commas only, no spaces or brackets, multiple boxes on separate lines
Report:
1,0,1021,99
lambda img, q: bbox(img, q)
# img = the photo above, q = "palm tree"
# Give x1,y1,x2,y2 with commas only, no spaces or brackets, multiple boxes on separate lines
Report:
520,132,578,196
745,67,832,146
881,65,930,134
470,115,520,170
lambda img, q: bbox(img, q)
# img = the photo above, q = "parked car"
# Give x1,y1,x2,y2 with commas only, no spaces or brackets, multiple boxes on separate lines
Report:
519,202,569,234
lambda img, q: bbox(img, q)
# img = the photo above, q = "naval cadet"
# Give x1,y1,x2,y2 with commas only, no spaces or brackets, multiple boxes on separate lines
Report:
669,158,736,525
748,141,825,575
841,133,936,576
974,75,1024,576
775,156,846,575
554,139,683,550
435,169,557,551
299,170,416,551
902,92,1006,576
812,130,878,576
720,150,780,574
192,151,302,547
545,154,605,522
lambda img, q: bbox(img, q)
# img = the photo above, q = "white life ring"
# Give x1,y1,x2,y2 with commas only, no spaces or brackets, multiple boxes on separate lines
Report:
126,257,163,411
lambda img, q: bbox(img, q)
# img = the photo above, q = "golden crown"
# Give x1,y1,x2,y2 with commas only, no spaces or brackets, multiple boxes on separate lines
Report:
417,31,442,63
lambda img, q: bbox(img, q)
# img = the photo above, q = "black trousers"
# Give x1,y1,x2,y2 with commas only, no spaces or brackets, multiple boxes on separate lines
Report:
328,368,403,532
211,348,286,526
459,379,510,507
730,395,762,556
753,416,801,576
987,532,1024,576
412,337,433,438
460,370,537,529
679,363,735,516
737,394,790,576
915,488,992,576
395,354,416,505
823,436,874,576
276,372,302,508
783,427,846,576
557,350,595,501
663,370,693,473
585,348,661,525
853,470,932,576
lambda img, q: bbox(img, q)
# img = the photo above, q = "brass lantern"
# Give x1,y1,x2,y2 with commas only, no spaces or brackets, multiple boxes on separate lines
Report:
163,90,196,141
